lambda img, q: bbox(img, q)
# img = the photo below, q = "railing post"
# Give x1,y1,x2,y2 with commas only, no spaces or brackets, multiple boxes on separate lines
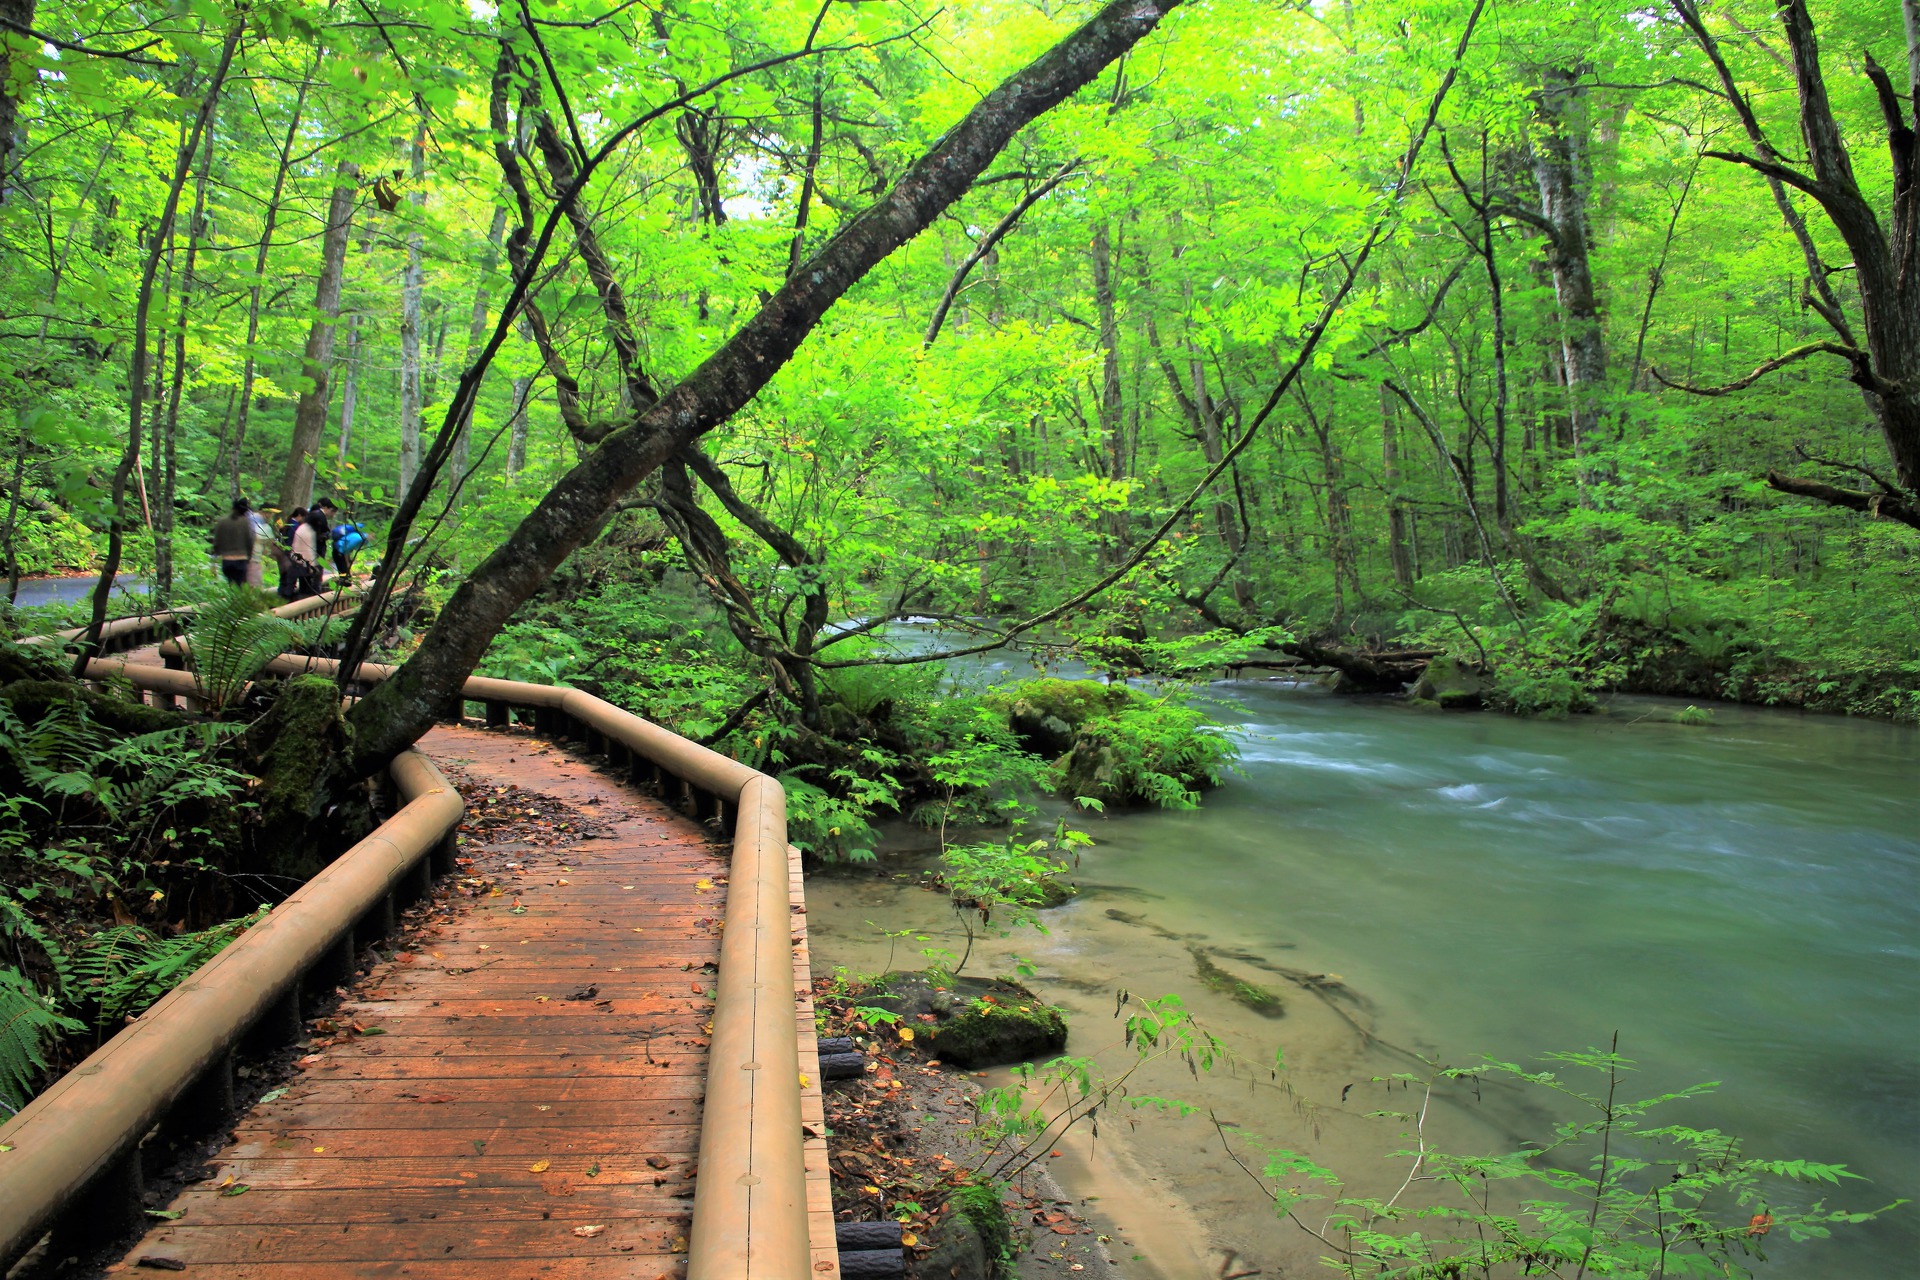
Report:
485,700,510,728
244,980,304,1055
167,1049,235,1138
49,1147,145,1261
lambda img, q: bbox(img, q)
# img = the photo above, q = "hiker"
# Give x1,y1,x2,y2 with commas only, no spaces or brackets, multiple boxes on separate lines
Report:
315,499,364,577
287,508,330,601
210,499,255,585
245,505,275,588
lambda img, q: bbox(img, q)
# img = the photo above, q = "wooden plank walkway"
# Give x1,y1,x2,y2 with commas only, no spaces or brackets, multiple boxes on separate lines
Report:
117,724,753,1278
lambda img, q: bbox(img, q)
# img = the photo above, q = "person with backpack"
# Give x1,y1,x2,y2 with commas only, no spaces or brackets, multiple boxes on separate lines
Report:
316,499,365,577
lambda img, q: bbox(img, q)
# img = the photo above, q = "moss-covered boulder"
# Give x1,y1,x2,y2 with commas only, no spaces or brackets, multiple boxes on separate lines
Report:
931,996,1067,1069
985,678,1234,810
1409,655,1488,710
859,971,1068,1068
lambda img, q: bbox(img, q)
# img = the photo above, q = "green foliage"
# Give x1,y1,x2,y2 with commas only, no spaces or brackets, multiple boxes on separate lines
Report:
1062,695,1238,809
65,910,267,1026
185,585,336,714
0,966,83,1111
950,1177,1018,1278
1247,1048,1894,1279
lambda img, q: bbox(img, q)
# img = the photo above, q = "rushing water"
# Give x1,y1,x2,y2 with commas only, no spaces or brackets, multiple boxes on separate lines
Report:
807,639,1918,1278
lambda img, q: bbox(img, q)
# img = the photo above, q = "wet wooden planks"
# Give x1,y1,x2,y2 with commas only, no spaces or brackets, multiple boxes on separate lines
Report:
121,725,730,1279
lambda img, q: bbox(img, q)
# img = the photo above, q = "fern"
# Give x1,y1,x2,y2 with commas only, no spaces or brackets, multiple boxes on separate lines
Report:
186,585,305,712
0,966,82,1112
67,910,267,1025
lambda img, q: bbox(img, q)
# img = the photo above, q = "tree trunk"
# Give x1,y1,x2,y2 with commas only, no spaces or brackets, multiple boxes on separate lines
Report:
0,0,35,203
275,162,359,513
156,118,219,603
450,203,511,502
220,58,316,499
338,0,1188,773
78,23,243,669
1531,66,1608,472
1380,383,1413,588
507,376,532,475
398,124,427,495
1091,221,1127,563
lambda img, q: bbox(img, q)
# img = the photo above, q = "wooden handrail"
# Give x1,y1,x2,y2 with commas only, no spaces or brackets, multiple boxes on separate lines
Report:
1,652,817,1280
0,742,461,1267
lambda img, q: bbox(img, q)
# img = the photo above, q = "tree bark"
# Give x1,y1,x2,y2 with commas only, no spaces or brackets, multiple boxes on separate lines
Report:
398,124,427,495
1530,66,1607,472
275,161,359,513
156,117,218,603
450,203,510,502
1380,382,1413,588
340,0,1189,772
0,0,34,202
77,22,242,672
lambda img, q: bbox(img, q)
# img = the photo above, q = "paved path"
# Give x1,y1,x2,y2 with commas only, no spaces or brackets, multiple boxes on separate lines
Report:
120,725,735,1278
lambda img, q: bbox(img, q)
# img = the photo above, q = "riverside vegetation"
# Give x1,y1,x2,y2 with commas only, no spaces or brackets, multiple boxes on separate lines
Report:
0,0,1911,1269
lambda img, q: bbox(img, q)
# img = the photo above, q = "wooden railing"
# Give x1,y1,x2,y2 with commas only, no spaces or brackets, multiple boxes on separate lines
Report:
0,653,818,1280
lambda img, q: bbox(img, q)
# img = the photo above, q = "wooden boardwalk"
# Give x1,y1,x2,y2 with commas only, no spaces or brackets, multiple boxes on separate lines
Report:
116,724,835,1278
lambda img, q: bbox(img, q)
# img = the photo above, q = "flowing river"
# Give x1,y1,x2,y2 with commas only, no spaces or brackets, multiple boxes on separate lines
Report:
806,642,1918,1278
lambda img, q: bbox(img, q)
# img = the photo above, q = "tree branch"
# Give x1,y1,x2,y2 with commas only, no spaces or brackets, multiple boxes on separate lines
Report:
1766,470,1920,529
1650,339,1868,396
923,156,1082,346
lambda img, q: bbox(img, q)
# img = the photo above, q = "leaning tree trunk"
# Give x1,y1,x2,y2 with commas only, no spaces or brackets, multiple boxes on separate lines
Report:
276,162,359,513
337,0,1190,776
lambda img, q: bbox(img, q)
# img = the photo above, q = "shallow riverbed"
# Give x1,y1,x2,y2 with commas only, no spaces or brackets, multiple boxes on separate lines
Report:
808,654,1917,1278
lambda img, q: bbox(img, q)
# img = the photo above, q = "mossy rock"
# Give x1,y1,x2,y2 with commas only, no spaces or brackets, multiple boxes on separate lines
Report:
2,676,189,737
861,971,1068,1068
1032,877,1077,909
982,678,1137,730
1409,655,1488,710
929,995,1067,1069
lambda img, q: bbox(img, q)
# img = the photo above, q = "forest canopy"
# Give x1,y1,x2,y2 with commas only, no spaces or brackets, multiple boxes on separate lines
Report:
3,0,1918,756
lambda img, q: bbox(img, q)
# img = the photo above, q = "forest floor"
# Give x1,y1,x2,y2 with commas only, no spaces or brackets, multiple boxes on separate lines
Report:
813,981,1152,1280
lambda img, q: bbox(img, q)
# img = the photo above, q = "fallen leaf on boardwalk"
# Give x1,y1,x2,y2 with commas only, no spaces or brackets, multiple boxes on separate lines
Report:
586,1162,601,1177
144,1209,184,1221
670,1236,688,1252
415,1094,454,1104
313,1147,325,1153
646,1156,670,1169
0,1144,12,1153
535,1105,551,1112
258,1088,287,1103
219,1184,250,1197
529,1160,551,1172
135,1258,187,1271
695,879,713,891
535,996,551,1003
572,1225,607,1238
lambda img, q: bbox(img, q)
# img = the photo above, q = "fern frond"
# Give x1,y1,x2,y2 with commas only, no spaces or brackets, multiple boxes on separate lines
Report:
187,585,302,712
0,966,82,1111
68,910,267,1025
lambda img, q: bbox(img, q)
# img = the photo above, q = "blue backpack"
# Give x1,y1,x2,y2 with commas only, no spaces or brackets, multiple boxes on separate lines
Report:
331,522,367,555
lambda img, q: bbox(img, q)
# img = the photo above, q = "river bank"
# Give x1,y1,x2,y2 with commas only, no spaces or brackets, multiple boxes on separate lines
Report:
806,676,1919,1278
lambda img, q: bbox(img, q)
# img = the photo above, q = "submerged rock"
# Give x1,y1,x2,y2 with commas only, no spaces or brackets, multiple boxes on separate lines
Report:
1409,654,1488,710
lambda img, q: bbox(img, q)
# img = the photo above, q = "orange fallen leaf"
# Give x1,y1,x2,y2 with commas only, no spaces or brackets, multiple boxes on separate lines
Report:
529,1160,551,1172
1747,1213,1773,1238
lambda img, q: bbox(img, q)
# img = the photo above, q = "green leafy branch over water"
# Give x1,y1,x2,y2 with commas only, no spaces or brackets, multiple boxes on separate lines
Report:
1219,1041,1901,1279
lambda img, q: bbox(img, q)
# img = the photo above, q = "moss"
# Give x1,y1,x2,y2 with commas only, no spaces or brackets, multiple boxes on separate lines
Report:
243,675,367,879
1190,946,1286,1018
929,995,1068,1069
2,677,189,736
951,1179,1017,1279
981,677,1137,728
